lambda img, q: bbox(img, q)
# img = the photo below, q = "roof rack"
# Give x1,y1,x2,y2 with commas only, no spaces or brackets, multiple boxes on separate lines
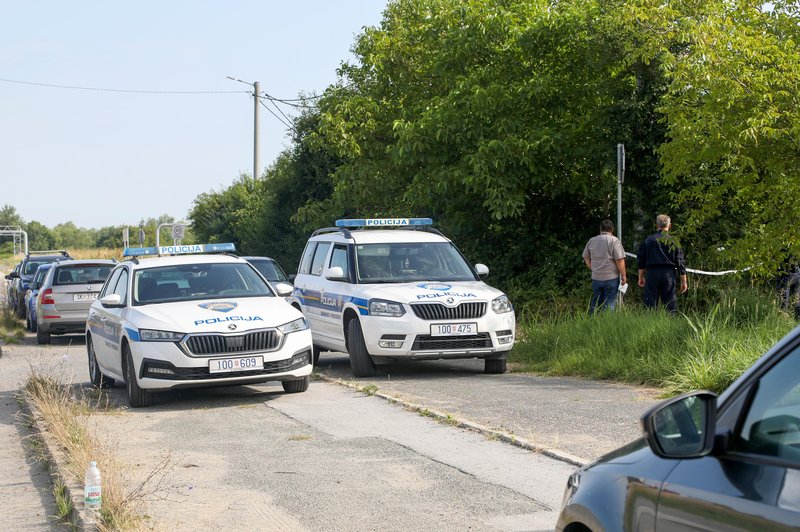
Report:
311,227,353,238
27,249,69,256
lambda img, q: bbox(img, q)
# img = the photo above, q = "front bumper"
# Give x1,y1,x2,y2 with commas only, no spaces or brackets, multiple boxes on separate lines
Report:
359,310,516,359
129,328,314,390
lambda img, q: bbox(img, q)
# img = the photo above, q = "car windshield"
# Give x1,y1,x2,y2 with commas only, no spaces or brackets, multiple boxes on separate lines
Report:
54,265,113,285
133,262,273,305
355,242,477,283
251,260,288,282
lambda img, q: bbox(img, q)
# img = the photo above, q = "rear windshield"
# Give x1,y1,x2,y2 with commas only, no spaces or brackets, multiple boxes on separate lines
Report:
250,260,288,282
24,258,59,275
133,262,273,305
53,265,113,285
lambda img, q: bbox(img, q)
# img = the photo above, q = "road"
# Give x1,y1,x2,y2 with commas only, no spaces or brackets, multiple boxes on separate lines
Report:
0,331,660,531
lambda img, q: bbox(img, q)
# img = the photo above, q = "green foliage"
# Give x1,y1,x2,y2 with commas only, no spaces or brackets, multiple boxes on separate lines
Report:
629,0,800,276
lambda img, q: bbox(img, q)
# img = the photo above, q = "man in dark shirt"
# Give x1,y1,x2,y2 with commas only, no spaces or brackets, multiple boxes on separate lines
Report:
637,214,688,313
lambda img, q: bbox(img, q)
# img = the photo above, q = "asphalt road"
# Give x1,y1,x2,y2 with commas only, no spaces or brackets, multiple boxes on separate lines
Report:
0,330,661,531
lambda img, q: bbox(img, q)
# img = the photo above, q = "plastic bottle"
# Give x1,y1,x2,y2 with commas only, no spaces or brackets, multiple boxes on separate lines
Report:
84,461,102,526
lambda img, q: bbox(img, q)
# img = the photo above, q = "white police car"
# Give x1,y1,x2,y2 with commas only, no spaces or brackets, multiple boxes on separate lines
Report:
289,219,515,377
86,243,313,407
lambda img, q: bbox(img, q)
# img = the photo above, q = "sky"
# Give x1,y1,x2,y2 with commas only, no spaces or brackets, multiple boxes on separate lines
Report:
1,1,388,229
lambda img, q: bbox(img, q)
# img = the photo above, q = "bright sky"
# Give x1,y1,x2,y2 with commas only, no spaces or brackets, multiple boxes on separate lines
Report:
1,1,387,229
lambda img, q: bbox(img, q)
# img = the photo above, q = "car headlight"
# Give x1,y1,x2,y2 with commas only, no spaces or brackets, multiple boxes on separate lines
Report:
369,299,406,317
139,329,185,342
491,295,513,314
278,317,309,334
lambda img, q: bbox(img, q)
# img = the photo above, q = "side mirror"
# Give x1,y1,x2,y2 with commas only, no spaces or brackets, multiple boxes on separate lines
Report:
99,294,123,308
274,282,294,297
475,264,489,276
288,273,297,282
642,391,717,459
323,266,346,281
6,271,19,279
29,281,39,290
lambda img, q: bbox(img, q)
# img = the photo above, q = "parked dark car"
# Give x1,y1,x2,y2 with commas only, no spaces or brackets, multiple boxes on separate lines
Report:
557,324,800,531
24,263,53,332
243,256,292,286
5,250,71,319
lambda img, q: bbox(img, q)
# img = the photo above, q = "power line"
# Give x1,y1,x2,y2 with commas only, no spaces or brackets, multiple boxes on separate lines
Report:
0,77,246,94
259,99,295,132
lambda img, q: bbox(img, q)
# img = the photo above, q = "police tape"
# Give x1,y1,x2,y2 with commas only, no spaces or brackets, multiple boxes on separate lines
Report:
624,252,751,276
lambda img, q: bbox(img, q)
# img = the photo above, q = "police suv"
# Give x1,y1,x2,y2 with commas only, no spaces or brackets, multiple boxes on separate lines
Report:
86,243,313,407
289,218,515,377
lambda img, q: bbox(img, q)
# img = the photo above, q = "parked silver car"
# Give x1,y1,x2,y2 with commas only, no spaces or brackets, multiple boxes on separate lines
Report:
35,260,115,344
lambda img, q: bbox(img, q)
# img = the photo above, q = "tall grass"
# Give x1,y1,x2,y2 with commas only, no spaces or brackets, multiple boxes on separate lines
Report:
511,287,796,395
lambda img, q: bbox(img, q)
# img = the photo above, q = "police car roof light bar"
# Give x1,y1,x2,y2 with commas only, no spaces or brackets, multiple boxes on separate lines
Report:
335,218,433,228
123,242,236,258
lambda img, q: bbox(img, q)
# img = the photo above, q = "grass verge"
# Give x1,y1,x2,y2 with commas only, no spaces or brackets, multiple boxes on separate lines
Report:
0,304,24,345
511,289,796,395
21,365,170,531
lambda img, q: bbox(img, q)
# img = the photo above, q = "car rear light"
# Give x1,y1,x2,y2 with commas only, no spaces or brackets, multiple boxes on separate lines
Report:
40,288,55,305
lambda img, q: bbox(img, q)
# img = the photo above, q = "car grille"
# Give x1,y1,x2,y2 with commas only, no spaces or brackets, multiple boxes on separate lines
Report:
184,330,279,355
410,302,487,321
412,333,493,351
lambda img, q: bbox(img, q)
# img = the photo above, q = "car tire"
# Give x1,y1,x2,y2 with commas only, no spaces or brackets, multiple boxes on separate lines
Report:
124,343,152,407
282,376,310,393
346,319,377,377
484,358,507,374
25,316,31,332
30,317,37,333
36,328,50,345
88,337,114,389
17,296,26,319
312,344,322,366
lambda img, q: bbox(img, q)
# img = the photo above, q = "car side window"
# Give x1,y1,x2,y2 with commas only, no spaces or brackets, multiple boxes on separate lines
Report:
329,245,349,275
112,269,129,303
733,345,800,466
310,242,331,276
298,243,317,275
100,269,122,298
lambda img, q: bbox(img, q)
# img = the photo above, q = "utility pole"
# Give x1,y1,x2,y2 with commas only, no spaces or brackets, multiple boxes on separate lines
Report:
617,143,626,305
227,76,261,180
253,81,260,180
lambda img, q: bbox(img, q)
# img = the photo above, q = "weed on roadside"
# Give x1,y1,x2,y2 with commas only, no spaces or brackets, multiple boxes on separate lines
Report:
53,478,77,529
360,384,378,396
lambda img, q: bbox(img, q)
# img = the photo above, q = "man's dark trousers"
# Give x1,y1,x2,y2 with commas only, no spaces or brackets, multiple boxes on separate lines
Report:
644,268,677,313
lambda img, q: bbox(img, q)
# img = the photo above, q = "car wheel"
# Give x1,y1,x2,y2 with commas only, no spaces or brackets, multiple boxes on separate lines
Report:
312,344,322,366
30,317,37,333
282,376,310,393
25,316,31,332
36,328,50,345
346,319,377,377
88,337,114,389
124,343,152,407
484,358,507,374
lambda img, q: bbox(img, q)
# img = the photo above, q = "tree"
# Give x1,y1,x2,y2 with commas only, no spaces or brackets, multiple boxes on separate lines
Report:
634,0,800,275
25,221,55,250
0,204,24,227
